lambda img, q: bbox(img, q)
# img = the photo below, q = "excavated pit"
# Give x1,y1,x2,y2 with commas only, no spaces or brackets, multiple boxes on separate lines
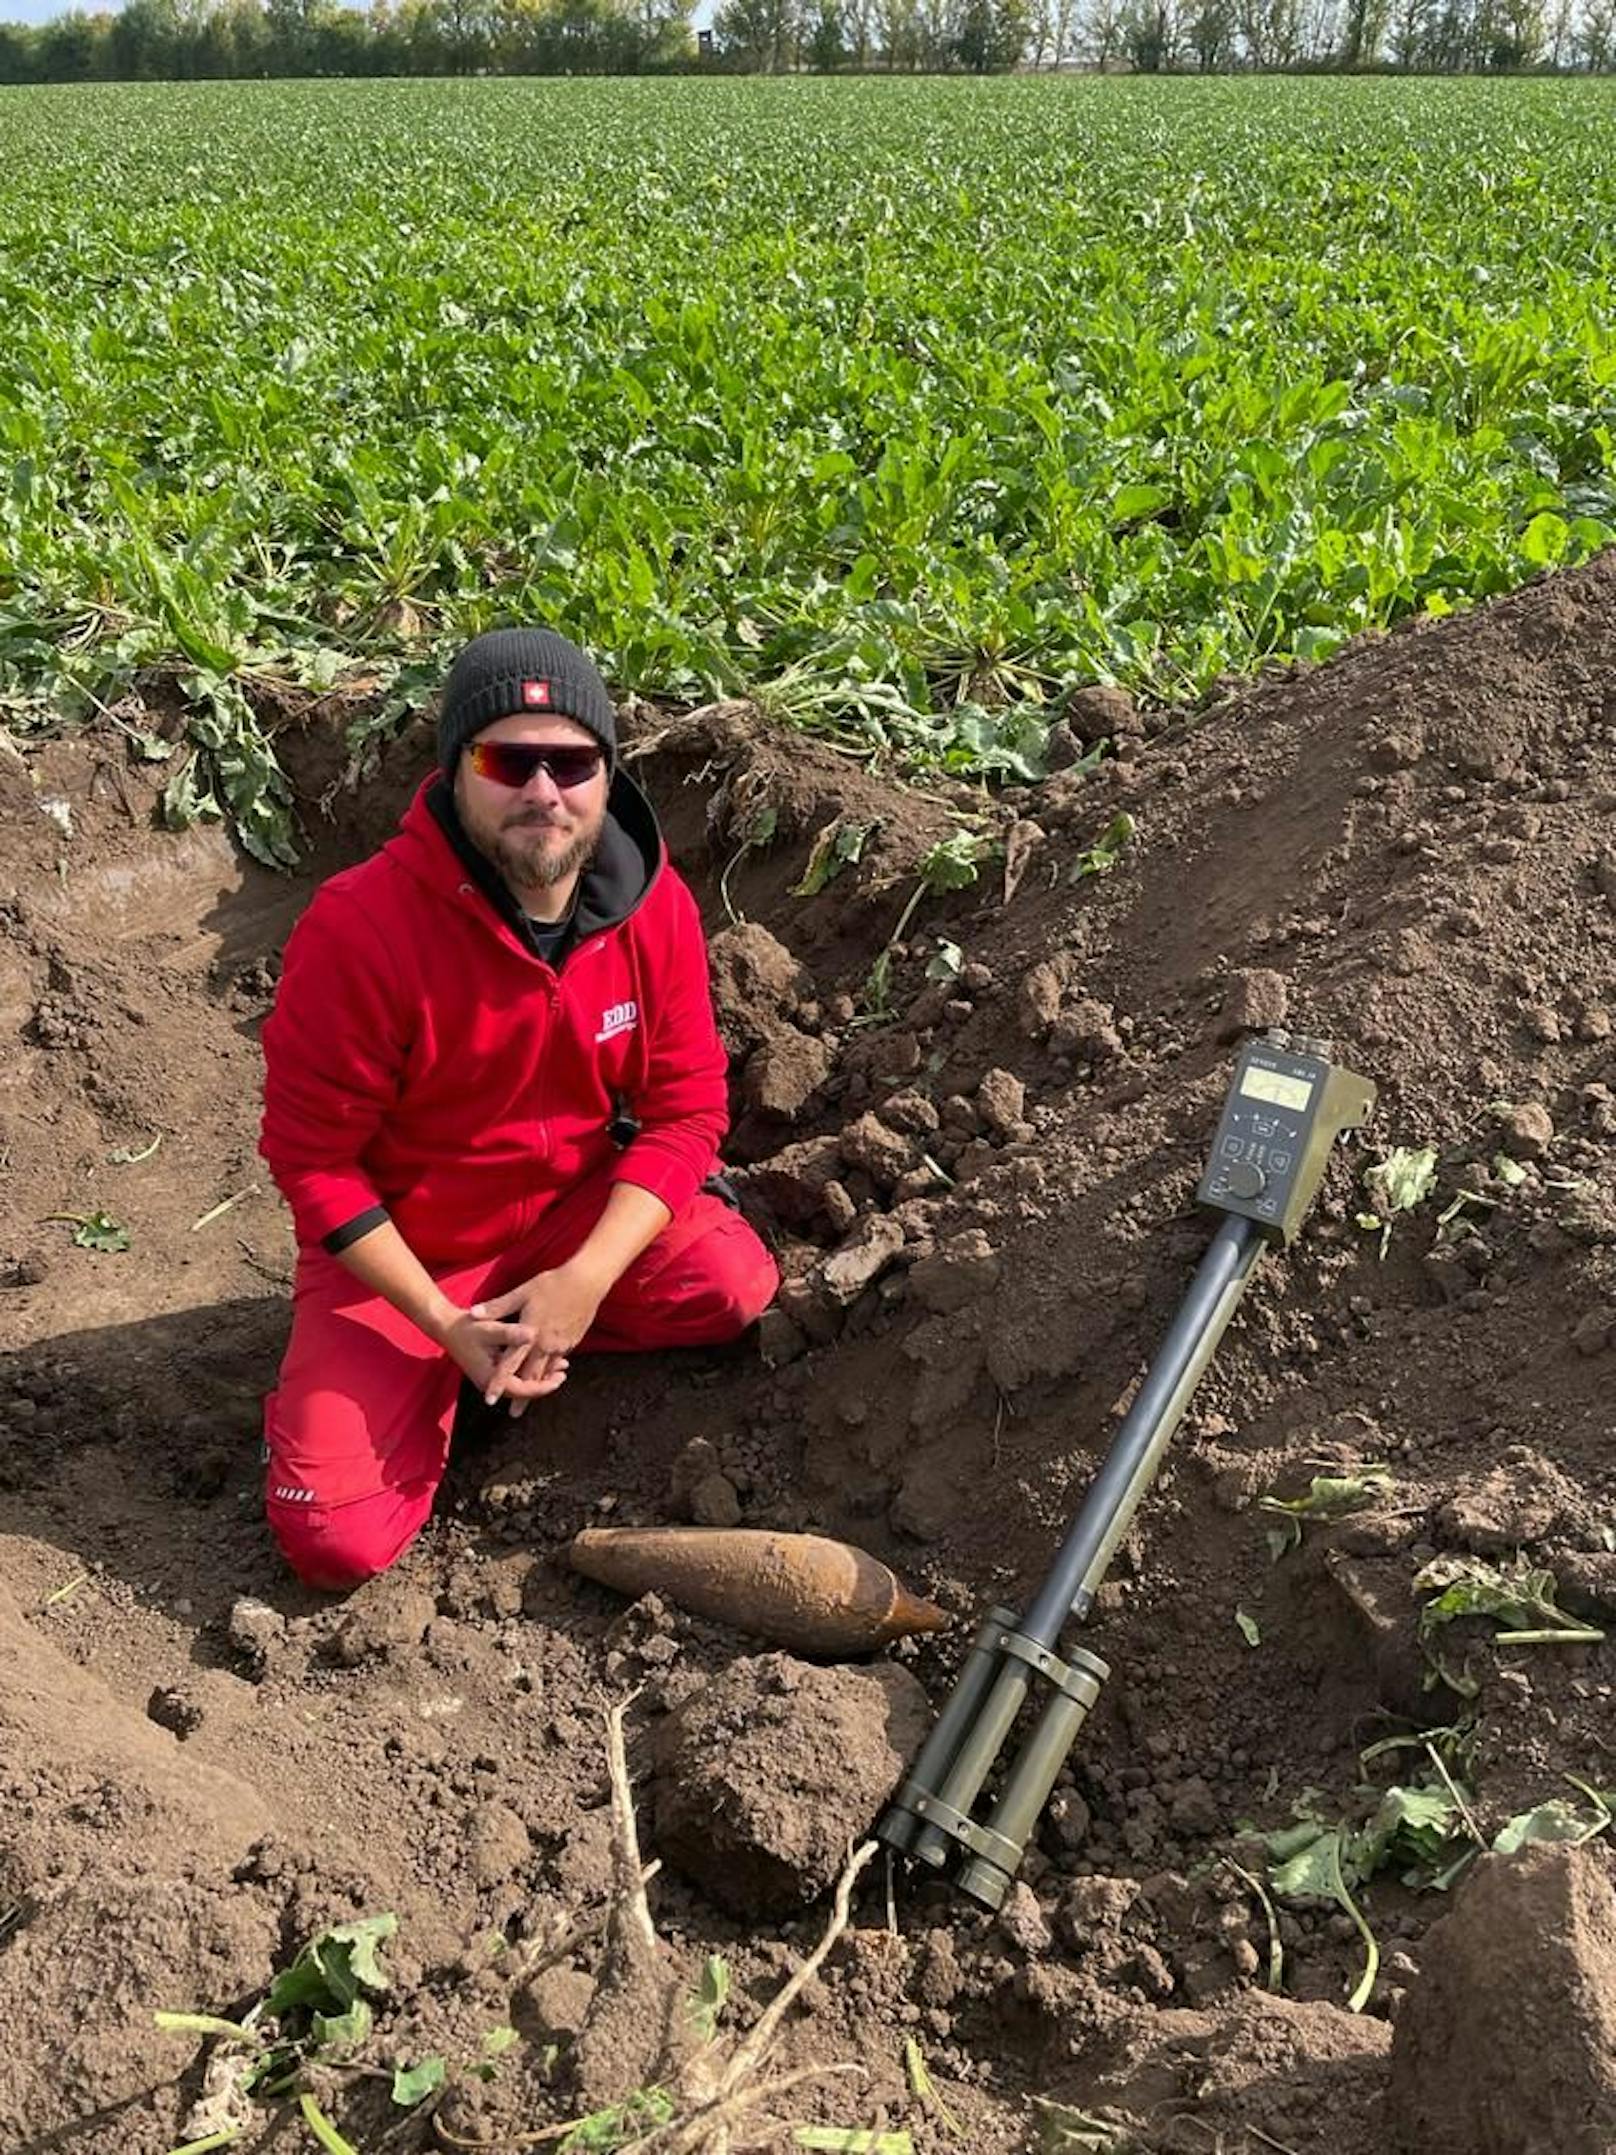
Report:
2,554,1615,2150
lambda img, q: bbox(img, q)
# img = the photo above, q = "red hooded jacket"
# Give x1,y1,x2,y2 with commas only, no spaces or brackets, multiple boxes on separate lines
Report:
260,769,729,1269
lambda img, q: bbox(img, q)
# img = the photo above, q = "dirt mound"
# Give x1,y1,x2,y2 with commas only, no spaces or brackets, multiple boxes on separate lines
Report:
652,1653,932,1915
1,554,1615,2146
0,1578,277,2147
1389,1844,1616,2155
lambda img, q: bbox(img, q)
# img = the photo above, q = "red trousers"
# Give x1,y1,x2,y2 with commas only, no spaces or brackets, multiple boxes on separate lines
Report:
264,1175,778,1590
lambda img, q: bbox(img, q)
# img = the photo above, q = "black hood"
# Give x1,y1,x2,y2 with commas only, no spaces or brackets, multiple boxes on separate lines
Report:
427,763,663,961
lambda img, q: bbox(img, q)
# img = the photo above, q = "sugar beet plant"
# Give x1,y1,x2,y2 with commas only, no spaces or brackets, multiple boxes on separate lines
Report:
4,75,1616,858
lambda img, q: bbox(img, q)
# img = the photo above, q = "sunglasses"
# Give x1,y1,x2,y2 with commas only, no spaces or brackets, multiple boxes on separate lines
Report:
467,740,605,791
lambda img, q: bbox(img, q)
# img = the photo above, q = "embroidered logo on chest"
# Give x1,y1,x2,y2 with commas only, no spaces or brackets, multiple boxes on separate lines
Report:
595,999,639,1044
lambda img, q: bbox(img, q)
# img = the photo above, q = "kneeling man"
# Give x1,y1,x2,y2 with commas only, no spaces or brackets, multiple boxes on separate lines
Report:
259,627,778,1588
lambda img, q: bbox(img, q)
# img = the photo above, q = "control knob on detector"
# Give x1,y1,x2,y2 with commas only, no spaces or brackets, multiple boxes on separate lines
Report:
1223,1160,1267,1200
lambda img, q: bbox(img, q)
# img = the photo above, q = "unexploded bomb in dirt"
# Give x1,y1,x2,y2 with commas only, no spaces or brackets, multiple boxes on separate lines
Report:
566,1526,948,1657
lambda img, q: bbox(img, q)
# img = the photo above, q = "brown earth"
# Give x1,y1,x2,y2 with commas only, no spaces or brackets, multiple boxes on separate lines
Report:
2,552,1615,2152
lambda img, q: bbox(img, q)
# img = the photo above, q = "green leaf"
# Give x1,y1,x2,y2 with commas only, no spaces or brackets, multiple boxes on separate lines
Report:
1032,2100,1136,2152
43,1209,133,1253
925,938,964,983
1414,1555,1602,1642
1361,1147,1438,1239
161,754,222,832
560,2089,676,2151
264,1912,398,2022
920,829,989,894
1493,1796,1608,1856
1111,481,1173,524
310,1998,372,2056
77,1211,130,1252
1258,1467,1393,1531
1520,509,1569,566
1266,1822,1379,2013
1235,1607,1261,1648
1068,811,1136,885
792,817,875,897
390,2055,447,2107
686,1954,730,2043
862,946,894,1018
320,1913,398,1996
1353,1781,1468,1882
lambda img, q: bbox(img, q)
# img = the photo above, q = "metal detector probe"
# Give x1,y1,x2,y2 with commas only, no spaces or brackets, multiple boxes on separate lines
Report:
877,1032,1376,1909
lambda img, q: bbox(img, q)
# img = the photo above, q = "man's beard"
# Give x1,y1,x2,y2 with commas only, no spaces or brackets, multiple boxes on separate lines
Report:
490,814,601,895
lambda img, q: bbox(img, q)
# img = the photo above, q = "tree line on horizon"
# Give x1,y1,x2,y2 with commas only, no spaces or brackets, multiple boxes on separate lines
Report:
2,0,1613,87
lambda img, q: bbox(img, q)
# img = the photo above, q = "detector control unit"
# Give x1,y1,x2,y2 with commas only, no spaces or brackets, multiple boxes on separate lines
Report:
877,1033,1377,1910
1197,1035,1377,1243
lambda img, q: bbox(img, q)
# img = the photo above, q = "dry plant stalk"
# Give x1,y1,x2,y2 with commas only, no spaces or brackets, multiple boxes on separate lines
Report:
438,1698,878,2155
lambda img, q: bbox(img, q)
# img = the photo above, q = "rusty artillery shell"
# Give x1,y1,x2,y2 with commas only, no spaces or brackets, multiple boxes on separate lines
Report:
567,1527,949,1658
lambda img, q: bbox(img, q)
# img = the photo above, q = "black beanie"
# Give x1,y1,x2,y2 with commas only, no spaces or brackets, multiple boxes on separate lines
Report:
437,627,618,777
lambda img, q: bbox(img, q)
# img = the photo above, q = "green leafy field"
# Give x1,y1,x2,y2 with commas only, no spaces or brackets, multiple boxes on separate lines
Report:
3,75,1615,858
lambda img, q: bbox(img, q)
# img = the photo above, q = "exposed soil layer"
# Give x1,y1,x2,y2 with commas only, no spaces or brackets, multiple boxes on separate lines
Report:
3,554,1616,2152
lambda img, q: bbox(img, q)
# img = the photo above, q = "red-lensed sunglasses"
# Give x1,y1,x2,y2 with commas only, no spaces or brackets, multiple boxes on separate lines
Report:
467,740,605,791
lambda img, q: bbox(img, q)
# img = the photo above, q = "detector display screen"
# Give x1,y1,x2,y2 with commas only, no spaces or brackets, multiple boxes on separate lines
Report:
1239,1067,1314,1112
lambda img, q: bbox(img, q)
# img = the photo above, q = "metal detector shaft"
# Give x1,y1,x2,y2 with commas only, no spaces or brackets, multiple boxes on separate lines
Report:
885,1213,1264,1882
1021,1209,1265,1639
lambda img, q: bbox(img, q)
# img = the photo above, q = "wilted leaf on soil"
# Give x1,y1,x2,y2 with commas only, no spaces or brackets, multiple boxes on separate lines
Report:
718,802,778,923
1356,1145,1438,1255
1068,811,1136,884
1235,1607,1262,1647
1259,1465,1393,1554
390,2055,446,2107
1435,1187,1495,1242
1266,1818,1379,2012
107,1134,162,1165
41,1209,131,1252
686,1953,731,2042
792,817,875,896
926,937,964,983
1414,1554,1603,1643
561,2090,676,2151
1355,1780,1474,1886
920,828,991,894
1032,2098,1138,2150
1492,1788,1612,1856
